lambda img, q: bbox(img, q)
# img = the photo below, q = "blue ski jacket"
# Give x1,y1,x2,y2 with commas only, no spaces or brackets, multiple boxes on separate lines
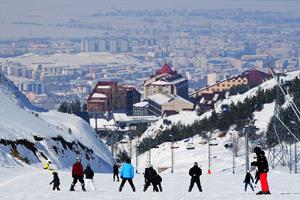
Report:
120,163,134,179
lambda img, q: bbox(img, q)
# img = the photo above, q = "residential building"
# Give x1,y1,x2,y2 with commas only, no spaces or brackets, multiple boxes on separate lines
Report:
190,69,272,97
147,93,194,116
87,81,140,114
144,63,189,99
133,101,149,116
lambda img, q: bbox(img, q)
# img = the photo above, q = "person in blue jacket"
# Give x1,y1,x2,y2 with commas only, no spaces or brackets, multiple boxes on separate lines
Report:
119,158,136,192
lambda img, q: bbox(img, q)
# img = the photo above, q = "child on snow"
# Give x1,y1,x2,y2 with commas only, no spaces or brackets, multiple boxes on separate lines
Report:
243,171,254,192
50,172,60,191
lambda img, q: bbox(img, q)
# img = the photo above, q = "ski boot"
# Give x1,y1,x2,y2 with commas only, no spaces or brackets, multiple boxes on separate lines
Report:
82,184,86,192
70,185,75,191
264,191,271,195
256,191,264,195
119,186,123,192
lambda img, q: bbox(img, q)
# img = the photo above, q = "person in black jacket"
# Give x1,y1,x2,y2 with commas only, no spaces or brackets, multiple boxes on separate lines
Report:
84,164,96,191
188,162,202,192
143,165,159,192
243,171,254,192
50,172,60,191
251,146,271,195
113,163,120,182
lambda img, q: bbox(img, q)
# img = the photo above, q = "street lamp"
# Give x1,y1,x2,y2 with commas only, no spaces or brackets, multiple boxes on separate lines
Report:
244,125,250,172
244,118,256,172
232,134,236,174
136,136,139,174
208,131,212,174
169,134,174,173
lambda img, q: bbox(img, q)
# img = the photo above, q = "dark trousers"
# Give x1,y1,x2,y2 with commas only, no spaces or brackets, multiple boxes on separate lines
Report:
70,176,85,190
188,178,202,192
53,184,60,191
156,183,163,192
119,178,135,192
113,173,120,181
144,180,158,192
245,182,254,191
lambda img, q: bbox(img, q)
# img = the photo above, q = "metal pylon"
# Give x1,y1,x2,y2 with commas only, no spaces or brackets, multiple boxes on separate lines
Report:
268,72,289,168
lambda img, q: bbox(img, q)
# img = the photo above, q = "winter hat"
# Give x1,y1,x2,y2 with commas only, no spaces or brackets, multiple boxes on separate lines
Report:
253,147,261,154
194,162,198,166
76,157,81,162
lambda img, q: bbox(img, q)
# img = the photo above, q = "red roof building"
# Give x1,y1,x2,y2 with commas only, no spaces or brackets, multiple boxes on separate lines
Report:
156,63,177,75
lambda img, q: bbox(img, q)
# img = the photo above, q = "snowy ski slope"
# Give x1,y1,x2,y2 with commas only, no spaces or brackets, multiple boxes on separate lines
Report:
0,72,114,171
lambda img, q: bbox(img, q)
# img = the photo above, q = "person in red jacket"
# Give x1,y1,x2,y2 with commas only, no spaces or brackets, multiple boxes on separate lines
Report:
70,157,86,191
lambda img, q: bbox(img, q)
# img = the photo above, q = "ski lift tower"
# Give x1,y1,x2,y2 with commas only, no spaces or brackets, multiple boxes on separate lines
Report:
268,70,289,168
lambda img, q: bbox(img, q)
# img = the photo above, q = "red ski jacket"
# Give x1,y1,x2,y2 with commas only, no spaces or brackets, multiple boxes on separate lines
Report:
72,163,83,177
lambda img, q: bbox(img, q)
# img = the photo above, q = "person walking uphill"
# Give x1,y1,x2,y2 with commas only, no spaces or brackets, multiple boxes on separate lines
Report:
113,163,120,182
70,157,86,191
188,162,203,192
251,147,271,195
243,171,254,192
84,163,96,191
119,159,135,192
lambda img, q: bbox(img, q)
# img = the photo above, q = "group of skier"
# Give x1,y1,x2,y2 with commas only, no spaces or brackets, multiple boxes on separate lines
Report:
45,157,96,191
43,146,270,195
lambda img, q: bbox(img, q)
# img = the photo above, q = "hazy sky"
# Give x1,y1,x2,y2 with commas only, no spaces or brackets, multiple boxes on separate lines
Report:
0,0,299,38
1,0,300,12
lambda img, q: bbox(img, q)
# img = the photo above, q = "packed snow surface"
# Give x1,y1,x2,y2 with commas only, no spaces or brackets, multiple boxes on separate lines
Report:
0,166,299,200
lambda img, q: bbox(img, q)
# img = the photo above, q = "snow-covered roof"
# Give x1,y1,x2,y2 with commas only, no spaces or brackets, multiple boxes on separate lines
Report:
148,93,193,106
97,85,112,89
152,80,170,86
133,101,149,107
148,93,172,105
168,77,187,85
113,113,158,123
92,93,107,98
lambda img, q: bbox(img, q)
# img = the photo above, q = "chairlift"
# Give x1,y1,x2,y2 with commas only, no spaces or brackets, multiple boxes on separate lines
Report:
120,136,129,144
209,138,218,146
183,138,191,143
170,142,180,149
120,139,128,144
224,140,233,148
186,142,195,150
